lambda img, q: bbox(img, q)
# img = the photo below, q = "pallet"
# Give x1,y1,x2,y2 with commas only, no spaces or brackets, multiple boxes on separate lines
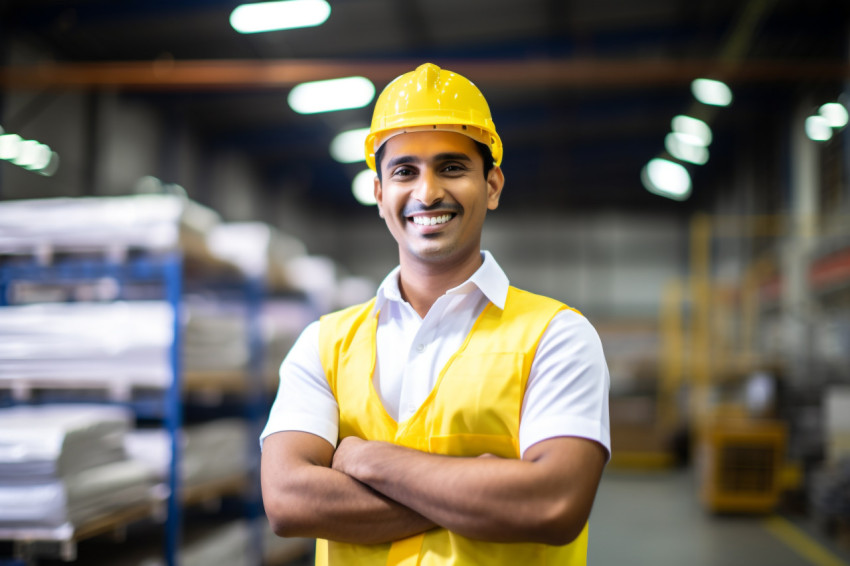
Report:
0,499,163,562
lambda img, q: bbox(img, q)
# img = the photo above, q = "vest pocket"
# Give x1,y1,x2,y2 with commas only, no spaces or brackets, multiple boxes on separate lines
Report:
434,352,525,439
428,433,518,459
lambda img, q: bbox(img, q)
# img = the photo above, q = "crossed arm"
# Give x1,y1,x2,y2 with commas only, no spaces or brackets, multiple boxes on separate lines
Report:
260,431,606,546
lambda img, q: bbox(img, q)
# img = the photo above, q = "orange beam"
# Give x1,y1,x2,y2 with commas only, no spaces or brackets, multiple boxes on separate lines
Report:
2,58,849,91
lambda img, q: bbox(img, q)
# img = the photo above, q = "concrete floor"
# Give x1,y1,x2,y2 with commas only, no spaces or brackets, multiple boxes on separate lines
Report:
589,469,850,566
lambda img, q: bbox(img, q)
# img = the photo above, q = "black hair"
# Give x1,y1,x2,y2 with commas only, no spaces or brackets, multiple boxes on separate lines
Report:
374,139,495,182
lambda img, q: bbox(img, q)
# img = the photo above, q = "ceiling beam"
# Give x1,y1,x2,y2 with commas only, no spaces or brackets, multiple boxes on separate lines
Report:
2,58,849,91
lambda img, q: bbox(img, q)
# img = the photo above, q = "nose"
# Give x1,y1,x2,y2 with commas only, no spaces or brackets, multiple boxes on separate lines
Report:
411,169,444,207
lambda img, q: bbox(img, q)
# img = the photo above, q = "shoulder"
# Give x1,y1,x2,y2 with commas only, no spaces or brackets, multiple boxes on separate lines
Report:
506,286,583,318
542,308,604,358
506,287,601,349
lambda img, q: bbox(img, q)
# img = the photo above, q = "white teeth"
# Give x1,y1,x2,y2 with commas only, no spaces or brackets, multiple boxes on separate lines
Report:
412,214,452,226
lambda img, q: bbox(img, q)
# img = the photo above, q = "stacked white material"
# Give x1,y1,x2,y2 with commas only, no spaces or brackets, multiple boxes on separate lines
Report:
183,300,250,375
0,405,156,529
0,301,173,390
178,520,312,566
128,519,312,566
0,194,219,255
125,419,249,487
196,223,314,384
206,221,306,287
177,521,255,566
285,255,338,314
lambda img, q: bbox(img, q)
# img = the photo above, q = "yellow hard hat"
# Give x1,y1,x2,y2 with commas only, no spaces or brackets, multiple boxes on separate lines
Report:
364,62,503,171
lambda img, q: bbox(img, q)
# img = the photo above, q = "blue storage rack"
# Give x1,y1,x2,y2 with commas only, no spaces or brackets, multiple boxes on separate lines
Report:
0,252,185,566
0,247,275,566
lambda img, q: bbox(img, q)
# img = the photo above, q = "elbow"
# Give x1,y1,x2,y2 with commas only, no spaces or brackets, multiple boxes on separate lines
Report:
536,518,586,546
264,497,313,539
531,500,590,546
265,504,297,538
267,513,296,539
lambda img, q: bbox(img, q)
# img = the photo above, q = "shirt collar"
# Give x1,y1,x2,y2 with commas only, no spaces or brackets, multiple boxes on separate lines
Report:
373,251,510,313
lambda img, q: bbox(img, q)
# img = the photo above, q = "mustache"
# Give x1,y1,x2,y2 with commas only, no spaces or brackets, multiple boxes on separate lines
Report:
402,202,462,217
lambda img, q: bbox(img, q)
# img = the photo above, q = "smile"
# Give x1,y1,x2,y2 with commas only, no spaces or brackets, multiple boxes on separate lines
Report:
410,214,454,226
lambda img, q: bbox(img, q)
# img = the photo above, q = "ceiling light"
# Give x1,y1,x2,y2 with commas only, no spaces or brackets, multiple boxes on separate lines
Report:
665,133,709,165
671,115,712,146
691,78,733,107
0,132,59,175
805,115,832,142
0,134,22,160
25,143,53,171
288,76,375,114
352,169,377,205
11,140,43,168
641,158,691,201
819,102,849,129
38,152,60,177
230,0,330,34
330,127,370,163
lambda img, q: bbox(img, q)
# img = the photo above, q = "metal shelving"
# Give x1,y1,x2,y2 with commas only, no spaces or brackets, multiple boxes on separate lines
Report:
0,250,266,566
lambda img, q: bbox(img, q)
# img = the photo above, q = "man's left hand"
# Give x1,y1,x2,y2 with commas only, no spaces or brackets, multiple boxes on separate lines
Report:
332,435,369,477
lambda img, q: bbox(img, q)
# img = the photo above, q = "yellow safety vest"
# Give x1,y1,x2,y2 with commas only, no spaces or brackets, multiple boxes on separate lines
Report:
317,286,589,565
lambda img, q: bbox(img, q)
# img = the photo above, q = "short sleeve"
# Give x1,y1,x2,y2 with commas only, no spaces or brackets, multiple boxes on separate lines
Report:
519,309,611,459
259,321,339,450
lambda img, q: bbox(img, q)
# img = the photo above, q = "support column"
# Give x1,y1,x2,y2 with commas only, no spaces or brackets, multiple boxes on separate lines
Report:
782,99,819,385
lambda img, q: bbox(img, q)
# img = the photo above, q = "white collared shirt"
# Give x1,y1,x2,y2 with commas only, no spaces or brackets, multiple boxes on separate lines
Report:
261,251,610,458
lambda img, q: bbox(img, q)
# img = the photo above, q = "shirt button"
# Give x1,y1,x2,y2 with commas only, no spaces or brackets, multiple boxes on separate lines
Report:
416,343,425,353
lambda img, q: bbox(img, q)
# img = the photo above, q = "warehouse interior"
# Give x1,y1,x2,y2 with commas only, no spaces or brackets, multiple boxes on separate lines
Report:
2,0,850,564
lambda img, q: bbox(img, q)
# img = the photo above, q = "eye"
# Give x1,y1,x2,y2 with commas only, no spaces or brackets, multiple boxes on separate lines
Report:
441,162,469,175
391,165,416,178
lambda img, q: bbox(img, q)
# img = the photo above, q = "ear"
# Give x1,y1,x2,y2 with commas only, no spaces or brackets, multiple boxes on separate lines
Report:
486,166,505,211
374,175,384,218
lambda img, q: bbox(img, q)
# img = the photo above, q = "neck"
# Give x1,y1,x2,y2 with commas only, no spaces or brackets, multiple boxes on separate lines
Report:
397,251,483,318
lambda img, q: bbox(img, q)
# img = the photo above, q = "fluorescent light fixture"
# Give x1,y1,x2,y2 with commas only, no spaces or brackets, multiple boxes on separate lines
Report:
671,115,712,146
230,0,330,34
38,152,60,177
25,143,53,171
641,158,691,201
288,76,375,114
819,102,849,129
691,78,733,107
665,132,709,165
0,133,59,175
331,127,370,163
352,168,377,205
11,140,43,168
0,133,22,160
805,115,832,142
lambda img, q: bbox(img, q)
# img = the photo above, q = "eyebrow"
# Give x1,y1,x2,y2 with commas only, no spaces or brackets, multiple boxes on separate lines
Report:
385,152,474,170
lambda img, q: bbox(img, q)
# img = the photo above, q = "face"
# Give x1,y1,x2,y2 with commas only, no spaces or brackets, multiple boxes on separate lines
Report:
374,130,504,270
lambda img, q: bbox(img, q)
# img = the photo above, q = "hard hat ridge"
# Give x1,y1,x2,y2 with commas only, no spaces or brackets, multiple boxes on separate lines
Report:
364,62,503,171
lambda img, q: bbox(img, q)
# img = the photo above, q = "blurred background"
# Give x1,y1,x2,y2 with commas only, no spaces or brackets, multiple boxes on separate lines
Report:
1,0,850,564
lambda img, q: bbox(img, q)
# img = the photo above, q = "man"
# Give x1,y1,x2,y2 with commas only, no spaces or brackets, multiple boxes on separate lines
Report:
261,62,610,565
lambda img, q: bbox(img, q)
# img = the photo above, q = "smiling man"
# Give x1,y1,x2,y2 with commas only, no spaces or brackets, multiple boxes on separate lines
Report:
260,63,611,566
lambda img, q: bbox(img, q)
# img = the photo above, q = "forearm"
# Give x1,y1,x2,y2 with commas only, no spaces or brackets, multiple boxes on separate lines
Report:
341,446,563,543
261,433,436,544
333,437,605,545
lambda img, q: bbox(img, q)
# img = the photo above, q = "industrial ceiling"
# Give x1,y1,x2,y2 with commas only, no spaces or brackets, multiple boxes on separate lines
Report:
1,0,849,215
